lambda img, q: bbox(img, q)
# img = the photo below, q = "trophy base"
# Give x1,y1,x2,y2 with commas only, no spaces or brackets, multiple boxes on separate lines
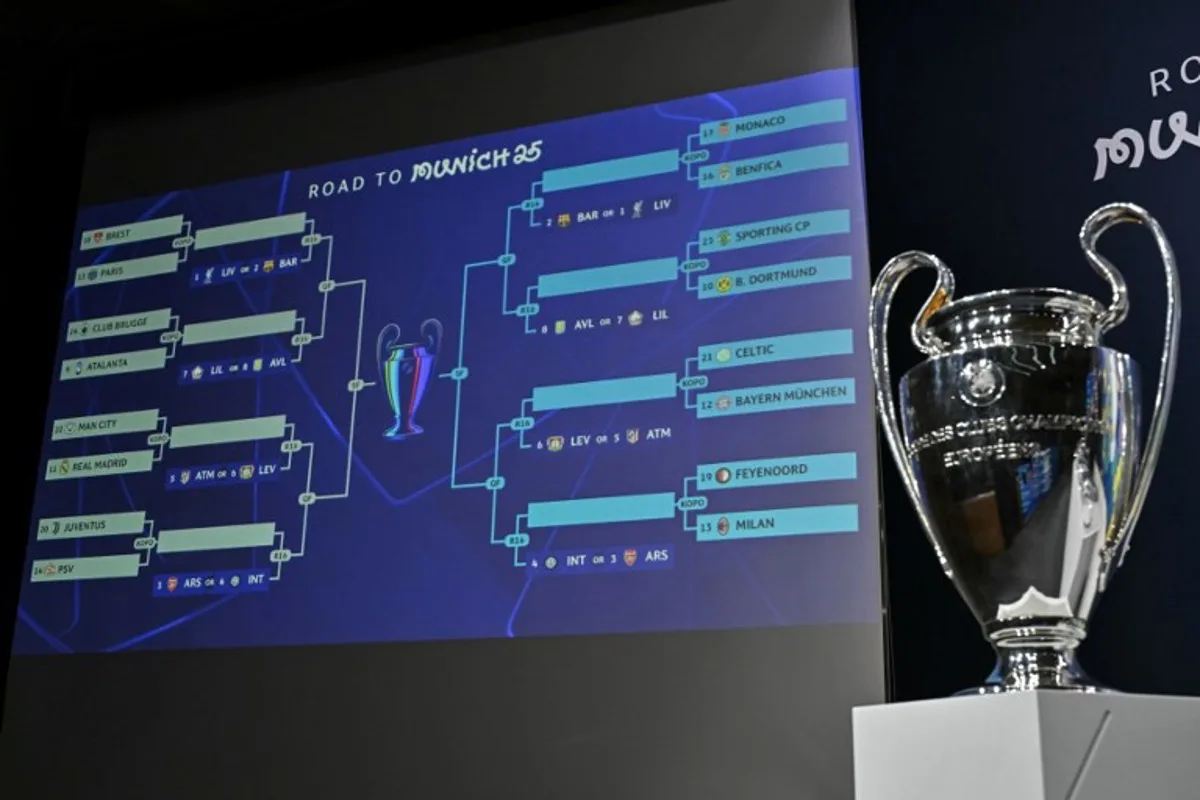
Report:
955,659,1110,696
384,421,424,441
852,691,1200,800
966,619,1109,694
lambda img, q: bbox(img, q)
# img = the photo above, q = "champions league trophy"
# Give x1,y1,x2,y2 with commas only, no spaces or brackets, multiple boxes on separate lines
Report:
869,203,1180,693
376,319,444,441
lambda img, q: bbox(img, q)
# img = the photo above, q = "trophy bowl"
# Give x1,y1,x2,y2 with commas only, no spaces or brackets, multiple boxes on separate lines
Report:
869,203,1180,693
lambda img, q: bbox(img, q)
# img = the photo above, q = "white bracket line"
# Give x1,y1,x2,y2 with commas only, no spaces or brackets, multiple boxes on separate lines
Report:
296,442,316,556
313,278,366,502
273,442,317,583
137,518,157,568
281,423,300,470
301,218,317,263
270,529,287,581
310,235,335,342
270,229,368,580
151,416,169,462
177,220,194,264
164,315,182,360
291,317,308,363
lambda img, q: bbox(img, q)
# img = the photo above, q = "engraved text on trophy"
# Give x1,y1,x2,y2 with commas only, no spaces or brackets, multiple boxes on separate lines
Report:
906,414,1106,468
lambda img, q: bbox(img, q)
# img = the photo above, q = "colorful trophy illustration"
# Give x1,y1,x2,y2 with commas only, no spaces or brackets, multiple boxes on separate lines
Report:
376,318,443,440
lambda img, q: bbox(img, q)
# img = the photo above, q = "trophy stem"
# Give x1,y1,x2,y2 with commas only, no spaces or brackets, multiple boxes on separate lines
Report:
960,618,1108,694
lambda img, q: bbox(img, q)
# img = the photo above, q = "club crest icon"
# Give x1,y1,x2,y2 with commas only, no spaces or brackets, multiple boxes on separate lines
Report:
376,318,444,441
958,358,1006,407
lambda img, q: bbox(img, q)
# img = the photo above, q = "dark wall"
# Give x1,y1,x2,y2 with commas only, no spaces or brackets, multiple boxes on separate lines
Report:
856,0,1200,697
1,4,886,800
1,0,1197,775
0,0,652,728
0,39,87,721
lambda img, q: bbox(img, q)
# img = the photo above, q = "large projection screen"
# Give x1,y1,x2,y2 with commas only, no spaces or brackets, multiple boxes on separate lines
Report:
2,1,887,797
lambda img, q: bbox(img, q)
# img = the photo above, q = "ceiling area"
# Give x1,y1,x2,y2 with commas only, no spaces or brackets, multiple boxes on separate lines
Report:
3,1,188,34
0,0,352,41
0,0,647,43
0,0,669,123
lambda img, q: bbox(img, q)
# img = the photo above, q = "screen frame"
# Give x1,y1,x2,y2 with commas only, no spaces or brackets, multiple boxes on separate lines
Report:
4,0,894,751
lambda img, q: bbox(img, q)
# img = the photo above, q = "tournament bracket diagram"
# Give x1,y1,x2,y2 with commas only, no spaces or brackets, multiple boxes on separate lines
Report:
25,76,868,641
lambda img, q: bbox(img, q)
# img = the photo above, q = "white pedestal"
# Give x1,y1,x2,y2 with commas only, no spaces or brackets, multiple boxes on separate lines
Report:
853,691,1200,800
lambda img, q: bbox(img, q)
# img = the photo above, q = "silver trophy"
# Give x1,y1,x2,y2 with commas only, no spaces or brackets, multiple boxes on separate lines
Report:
869,203,1180,693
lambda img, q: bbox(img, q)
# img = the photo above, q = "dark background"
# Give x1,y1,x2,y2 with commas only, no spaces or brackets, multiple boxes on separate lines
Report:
1,0,1198,795
0,2,886,799
855,0,1200,700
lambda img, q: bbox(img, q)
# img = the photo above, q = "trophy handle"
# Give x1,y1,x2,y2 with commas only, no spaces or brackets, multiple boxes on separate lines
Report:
1079,203,1181,569
869,251,957,566
376,323,402,383
421,318,444,357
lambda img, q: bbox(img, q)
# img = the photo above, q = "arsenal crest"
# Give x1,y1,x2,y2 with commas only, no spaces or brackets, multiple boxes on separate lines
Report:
623,549,638,567
166,576,178,592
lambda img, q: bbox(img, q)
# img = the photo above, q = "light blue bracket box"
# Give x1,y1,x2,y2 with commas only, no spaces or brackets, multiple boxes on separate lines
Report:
169,415,288,449
696,503,859,541
699,210,850,254
541,150,681,193
696,378,855,418
30,554,143,582
698,329,852,370
66,308,173,342
182,310,297,346
74,253,180,289
157,523,277,554
696,452,857,490
60,347,168,381
194,213,308,250
699,99,848,144
526,492,677,528
697,256,851,300
45,450,156,481
531,373,677,412
698,144,849,188
80,215,185,251
36,511,148,541
51,408,160,441
537,258,678,298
